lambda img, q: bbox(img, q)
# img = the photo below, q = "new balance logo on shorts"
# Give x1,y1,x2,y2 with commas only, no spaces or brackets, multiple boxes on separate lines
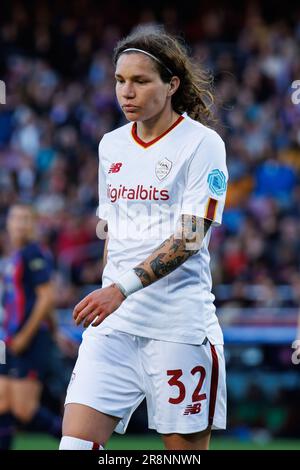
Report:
109,162,123,173
183,403,202,415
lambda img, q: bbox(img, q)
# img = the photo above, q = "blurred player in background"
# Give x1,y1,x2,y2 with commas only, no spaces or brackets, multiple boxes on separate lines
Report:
60,28,228,451
0,204,62,449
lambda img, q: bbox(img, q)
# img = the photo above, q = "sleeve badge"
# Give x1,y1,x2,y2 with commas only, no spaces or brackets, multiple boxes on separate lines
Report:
207,169,227,196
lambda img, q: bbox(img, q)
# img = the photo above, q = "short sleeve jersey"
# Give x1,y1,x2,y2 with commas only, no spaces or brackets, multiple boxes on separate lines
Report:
96,114,228,345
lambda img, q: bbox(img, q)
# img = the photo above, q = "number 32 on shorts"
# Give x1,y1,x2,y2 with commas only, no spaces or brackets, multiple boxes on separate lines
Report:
167,367,206,404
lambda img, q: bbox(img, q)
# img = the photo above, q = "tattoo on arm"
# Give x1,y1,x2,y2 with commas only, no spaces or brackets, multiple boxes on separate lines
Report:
133,267,152,285
133,216,212,287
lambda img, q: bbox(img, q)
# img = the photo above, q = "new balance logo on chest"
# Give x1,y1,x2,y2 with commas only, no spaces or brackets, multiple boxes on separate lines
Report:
108,158,174,182
108,162,123,174
106,157,173,203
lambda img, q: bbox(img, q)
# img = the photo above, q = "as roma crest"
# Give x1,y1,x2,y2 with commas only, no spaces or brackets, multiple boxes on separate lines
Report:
155,158,172,181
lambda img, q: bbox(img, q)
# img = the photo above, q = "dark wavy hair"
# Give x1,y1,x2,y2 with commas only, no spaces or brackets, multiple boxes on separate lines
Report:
113,27,215,125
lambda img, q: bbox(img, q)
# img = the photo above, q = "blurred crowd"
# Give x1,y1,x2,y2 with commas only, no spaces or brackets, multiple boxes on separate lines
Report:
0,0,300,310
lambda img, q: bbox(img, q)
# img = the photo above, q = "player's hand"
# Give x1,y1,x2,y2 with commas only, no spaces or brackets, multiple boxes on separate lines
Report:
73,284,125,328
9,332,31,355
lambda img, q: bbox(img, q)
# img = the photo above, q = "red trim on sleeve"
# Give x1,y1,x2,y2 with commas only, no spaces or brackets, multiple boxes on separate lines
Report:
205,198,218,222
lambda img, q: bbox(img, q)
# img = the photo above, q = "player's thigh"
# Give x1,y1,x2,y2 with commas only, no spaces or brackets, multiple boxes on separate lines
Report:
161,427,211,450
62,403,120,444
0,376,11,413
143,340,226,435
10,377,42,422
65,328,144,436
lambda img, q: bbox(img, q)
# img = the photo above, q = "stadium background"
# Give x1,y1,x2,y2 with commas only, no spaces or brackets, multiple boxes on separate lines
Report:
0,0,300,450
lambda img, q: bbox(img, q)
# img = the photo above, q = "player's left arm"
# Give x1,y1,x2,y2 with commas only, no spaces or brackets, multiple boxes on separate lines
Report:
132,214,211,287
73,215,211,328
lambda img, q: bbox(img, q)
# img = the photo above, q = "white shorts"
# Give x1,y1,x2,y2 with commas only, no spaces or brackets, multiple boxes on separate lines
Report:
65,325,227,435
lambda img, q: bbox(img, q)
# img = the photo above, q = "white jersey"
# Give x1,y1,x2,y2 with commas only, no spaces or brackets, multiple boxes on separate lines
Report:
95,114,228,345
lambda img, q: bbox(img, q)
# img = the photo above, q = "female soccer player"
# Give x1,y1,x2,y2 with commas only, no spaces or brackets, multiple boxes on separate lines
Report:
0,204,61,449
60,28,228,451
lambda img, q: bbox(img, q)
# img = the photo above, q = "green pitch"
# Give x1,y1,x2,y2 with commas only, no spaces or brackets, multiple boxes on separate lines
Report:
12,433,300,450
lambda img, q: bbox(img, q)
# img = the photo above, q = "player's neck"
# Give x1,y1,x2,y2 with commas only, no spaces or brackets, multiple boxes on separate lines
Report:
10,237,32,249
137,108,180,143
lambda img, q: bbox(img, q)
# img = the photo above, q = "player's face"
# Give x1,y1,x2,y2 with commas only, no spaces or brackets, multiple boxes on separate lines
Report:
115,53,171,122
7,206,35,245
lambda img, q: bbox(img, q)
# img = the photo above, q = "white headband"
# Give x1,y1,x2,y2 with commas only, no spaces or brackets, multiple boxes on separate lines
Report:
121,48,173,75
